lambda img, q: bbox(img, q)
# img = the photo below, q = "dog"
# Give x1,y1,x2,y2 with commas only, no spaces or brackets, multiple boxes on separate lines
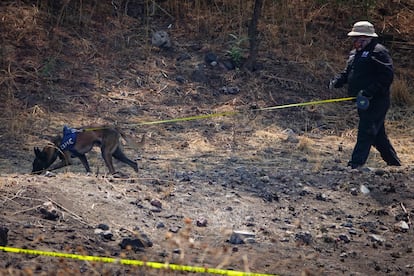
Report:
32,125,144,175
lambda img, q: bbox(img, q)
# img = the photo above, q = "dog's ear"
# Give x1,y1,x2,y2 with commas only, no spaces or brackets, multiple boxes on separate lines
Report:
34,147,41,156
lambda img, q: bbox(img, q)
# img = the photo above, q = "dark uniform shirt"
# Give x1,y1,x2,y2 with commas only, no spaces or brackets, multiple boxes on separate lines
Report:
332,39,400,167
334,39,394,119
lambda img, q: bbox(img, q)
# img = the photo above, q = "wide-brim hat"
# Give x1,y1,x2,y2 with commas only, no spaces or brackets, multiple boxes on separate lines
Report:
347,21,378,37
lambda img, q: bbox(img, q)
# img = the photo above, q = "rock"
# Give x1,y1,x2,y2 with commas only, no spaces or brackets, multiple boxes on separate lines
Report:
282,129,299,143
97,224,110,231
219,86,240,95
150,199,162,209
338,234,351,243
374,168,386,176
315,193,327,201
196,217,207,227
228,230,256,245
151,30,171,48
369,234,386,243
39,201,59,221
350,188,358,196
204,52,218,64
95,229,114,240
169,226,180,233
341,221,353,228
175,75,186,84
394,221,409,232
260,175,270,183
0,226,8,246
138,232,153,247
348,229,357,235
322,236,335,243
360,184,370,194
119,238,146,252
295,232,312,245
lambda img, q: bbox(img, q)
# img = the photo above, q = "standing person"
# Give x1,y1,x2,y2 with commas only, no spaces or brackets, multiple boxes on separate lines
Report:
329,21,401,169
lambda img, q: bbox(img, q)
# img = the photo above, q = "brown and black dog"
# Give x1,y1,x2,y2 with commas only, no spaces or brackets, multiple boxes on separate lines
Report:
32,126,143,175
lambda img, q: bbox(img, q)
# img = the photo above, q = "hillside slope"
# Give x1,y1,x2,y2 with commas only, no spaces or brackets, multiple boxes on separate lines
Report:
1,1,414,275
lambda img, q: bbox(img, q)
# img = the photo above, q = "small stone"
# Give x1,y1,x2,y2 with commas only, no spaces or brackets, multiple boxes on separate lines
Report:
369,234,386,243
315,193,327,201
119,238,146,252
360,184,370,194
175,76,186,84
204,52,218,63
348,229,357,235
196,218,208,227
169,226,180,233
282,129,299,143
374,169,386,176
220,86,240,95
394,221,409,232
102,230,113,240
260,175,270,183
97,224,110,231
39,202,59,221
323,236,335,243
341,221,353,228
151,31,171,48
350,188,358,196
338,234,350,243
295,232,312,245
228,230,256,245
150,199,162,209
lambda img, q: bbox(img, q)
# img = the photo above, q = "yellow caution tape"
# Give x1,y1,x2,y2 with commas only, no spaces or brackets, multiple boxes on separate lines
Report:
0,246,276,276
258,96,356,111
136,97,355,126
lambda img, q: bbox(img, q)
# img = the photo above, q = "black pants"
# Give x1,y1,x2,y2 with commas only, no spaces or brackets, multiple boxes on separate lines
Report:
349,112,401,168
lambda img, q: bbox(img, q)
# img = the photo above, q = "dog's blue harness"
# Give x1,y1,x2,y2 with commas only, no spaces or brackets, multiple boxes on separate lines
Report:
60,126,80,155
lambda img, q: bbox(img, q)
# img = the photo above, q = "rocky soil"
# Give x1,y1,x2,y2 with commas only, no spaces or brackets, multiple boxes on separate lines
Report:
1,103,414,275
1,2,414,275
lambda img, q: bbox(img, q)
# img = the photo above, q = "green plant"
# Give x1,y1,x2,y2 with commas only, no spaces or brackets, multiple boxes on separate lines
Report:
226,34,247,68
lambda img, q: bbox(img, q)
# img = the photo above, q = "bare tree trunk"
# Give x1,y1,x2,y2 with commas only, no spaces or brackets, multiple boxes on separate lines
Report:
244,0,263,71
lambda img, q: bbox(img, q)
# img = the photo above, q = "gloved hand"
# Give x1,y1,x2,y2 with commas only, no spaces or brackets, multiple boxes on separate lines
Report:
328,79,337,90
358,90,373,99
356,90,372,110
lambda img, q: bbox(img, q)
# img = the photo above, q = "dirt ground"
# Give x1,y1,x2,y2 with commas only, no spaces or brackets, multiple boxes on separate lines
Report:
1,93,414,275
1,2,414,275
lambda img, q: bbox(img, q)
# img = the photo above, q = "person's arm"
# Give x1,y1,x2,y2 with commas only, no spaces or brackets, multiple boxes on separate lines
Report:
366,45,394,97
330,50,355,88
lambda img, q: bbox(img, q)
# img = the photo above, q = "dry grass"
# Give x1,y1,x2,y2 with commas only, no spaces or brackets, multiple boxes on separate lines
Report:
0,2,413,273
391,76,414,107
